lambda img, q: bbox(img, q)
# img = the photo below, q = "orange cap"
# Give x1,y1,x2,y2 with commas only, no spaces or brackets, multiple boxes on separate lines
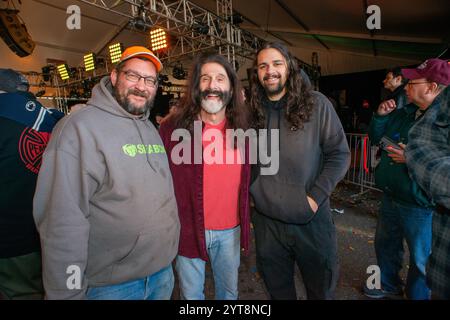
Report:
119,46,163,72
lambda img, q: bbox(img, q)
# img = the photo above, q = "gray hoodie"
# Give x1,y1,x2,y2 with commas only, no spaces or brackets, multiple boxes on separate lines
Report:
33,76,180,299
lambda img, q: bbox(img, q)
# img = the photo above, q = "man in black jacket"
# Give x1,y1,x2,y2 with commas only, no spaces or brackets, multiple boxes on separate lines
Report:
382,67,408,110
0,69,64,299
249,42,350,299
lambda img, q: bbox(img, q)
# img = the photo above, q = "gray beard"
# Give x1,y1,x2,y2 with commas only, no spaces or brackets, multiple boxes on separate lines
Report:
201,99,226,114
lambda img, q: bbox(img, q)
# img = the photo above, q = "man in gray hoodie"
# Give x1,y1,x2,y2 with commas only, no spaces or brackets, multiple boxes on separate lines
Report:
33,46,180,300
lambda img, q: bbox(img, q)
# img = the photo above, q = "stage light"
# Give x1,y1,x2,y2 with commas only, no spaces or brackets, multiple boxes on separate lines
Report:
0,9,35,57
109,43,123,64
172,63,187,80
231,13,244,25
57,64,70,81
84,53,96,72
150,28,167,51
193,23,209,35
133,16,147,31
41,65,53,82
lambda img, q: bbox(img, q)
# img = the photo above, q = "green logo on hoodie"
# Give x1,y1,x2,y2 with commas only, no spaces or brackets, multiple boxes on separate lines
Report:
123,144,138,157
122,144,166,157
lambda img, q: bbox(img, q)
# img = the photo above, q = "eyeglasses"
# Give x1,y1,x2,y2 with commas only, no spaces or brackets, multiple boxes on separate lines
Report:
406,81,430,87
122,70,158,87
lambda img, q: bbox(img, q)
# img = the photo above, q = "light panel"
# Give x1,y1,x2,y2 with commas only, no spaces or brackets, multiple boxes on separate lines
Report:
84,53,96,72
57,64,69,80
109,43,123,64
150,28,167,51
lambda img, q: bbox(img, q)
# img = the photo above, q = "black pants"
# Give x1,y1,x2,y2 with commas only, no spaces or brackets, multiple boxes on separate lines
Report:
252,207,338,300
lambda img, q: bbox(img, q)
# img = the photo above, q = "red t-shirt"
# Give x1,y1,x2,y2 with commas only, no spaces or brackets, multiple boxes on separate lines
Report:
202,119,242,230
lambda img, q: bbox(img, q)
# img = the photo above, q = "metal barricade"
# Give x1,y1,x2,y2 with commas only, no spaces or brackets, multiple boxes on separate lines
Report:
345,133,381,194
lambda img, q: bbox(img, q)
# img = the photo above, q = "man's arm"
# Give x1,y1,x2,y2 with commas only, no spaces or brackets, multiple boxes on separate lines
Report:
308,96,351,208
405,122,450,209
33,132,94,299
367,99,397,144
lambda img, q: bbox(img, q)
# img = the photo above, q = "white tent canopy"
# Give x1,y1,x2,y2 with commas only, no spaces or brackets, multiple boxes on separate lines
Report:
0,0,448,78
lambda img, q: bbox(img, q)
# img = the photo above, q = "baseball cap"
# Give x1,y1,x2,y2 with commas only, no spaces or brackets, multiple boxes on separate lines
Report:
118,46,163,72
0,68,30,93
402,58,450,86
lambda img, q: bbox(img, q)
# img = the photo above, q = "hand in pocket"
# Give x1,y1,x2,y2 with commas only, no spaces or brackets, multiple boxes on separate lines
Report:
307,196,318,213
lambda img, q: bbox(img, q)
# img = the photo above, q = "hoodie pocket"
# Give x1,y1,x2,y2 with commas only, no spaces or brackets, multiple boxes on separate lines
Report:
110,225,180,285
250,176,316,224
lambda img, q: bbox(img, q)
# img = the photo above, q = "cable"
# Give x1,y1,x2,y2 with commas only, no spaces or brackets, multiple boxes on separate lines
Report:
266,0,271,35
436,46,448,59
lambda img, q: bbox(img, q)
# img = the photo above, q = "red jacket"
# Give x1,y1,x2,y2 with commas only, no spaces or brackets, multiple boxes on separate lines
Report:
159,119,251,261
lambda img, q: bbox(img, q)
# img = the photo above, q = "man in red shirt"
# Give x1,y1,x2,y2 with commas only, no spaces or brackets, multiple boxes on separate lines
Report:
159,54,251,300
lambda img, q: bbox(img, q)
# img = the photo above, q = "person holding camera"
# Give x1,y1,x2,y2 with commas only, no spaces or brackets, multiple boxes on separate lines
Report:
364,75,435,300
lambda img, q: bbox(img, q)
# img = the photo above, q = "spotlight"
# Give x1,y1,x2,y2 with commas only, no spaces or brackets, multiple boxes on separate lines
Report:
109,43,123,64
41,65,53,82
133,17,147,31
230,13,244,25
193,22,209,35
159,74,169,82
0,9,35,57
131,2,148,31
57,64,70,81
69,67,78,78
150,28,168,51
172,63,187,80
84,53,96,72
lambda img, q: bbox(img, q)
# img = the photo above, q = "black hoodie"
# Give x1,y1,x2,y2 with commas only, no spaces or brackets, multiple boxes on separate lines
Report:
250,91,350,224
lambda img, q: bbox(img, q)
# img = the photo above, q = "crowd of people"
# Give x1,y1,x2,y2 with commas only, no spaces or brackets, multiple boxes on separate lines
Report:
0,42,448,300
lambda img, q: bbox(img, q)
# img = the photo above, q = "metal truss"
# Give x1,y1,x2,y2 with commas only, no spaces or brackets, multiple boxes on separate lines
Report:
20,0,316,112
77,0,266,68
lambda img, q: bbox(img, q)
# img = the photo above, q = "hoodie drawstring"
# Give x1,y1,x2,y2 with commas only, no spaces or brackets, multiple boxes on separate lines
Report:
132,118,157,173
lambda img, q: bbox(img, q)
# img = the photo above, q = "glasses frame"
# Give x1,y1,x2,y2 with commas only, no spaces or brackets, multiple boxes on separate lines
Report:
122,70,158,88
406,81,430,87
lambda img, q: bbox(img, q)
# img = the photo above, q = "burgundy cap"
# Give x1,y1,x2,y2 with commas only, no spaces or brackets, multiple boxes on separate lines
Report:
402,58,450,85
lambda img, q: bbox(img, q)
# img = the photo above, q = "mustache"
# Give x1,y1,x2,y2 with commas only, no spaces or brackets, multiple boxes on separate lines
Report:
263,73,281,81
201,89,225,100
127,88,149,98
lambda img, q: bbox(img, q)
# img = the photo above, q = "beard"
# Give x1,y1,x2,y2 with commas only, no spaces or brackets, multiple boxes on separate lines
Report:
113,85,155,116
261,73,286,97
200,89,231,114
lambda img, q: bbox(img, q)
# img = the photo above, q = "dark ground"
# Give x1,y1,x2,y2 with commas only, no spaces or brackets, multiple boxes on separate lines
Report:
171,182,411,300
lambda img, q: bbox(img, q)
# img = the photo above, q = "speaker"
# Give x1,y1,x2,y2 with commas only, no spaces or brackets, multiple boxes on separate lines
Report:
0,9,35,57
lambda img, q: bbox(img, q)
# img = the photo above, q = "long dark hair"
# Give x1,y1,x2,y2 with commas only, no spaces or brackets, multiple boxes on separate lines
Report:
249,42,315,130
170,53,250,132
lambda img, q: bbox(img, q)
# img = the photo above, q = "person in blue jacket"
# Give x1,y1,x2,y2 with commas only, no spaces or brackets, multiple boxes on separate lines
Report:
0,68,64,299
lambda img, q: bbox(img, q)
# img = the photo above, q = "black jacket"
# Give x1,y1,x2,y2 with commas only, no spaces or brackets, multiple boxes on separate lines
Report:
250,91,350,224
0,93,63,258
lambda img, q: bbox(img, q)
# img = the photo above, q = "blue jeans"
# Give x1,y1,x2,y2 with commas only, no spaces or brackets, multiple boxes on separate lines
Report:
375,195,432,299
86,265,174,300
176,226,240,300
